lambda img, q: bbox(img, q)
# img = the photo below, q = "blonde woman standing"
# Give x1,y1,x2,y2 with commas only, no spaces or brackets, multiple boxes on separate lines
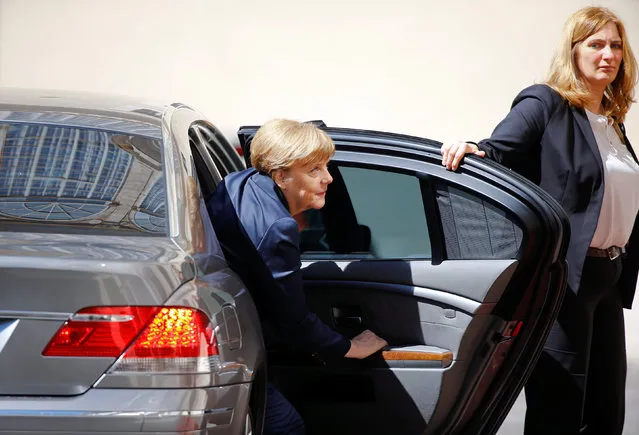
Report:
441,7,638,434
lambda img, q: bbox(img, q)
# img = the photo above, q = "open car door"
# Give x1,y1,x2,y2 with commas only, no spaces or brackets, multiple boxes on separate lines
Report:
237,124,569,435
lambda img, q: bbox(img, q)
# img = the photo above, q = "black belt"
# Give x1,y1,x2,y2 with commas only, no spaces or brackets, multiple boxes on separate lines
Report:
587,246,623,260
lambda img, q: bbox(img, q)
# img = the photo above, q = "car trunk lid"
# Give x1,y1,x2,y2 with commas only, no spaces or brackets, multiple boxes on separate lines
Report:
0,232,188,396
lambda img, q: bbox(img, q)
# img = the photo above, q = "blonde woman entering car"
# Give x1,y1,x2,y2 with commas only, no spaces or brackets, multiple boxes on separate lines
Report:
207,119,387,434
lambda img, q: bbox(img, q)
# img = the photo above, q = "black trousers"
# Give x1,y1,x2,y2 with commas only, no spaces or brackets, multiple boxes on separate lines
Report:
524,255,627,434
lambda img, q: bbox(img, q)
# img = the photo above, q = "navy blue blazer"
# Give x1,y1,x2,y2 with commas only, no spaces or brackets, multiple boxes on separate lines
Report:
206,168,351,360
476,84,639,308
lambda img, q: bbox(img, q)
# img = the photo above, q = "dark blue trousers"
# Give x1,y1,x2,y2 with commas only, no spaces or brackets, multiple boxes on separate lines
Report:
263,383,305,435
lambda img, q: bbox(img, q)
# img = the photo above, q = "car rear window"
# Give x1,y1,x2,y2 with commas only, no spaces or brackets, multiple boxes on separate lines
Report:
0,122,166,235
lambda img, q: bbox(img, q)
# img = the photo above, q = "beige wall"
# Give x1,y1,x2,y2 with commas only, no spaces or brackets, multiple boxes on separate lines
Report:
0,0,638,145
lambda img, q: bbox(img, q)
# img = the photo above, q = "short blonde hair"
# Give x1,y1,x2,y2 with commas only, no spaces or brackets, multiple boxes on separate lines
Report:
250,119,335,173
546,6,638,123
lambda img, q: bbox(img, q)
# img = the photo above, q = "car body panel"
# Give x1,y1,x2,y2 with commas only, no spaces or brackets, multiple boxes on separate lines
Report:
0,88,165,127
0,384,250,433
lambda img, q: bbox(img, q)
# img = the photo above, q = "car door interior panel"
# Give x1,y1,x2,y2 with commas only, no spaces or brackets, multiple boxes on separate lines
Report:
267,260,518,435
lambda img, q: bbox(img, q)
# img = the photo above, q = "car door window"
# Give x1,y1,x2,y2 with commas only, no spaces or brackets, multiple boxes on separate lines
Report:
300,163,523,262
436,184,523,259
300,163,432,260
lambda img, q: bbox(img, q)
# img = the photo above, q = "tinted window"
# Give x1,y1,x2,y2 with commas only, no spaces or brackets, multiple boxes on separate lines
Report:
300,164,432,259
436,184,523,259
0,122,166,235
299,163,523,261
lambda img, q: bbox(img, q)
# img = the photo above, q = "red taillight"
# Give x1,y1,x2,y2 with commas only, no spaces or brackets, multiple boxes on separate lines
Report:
42,306,217,359
122,307,218,358
235,145,243,156
42,307,159,357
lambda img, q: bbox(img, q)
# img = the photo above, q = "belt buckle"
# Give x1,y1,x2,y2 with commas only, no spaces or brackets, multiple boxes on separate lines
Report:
607,246,621,260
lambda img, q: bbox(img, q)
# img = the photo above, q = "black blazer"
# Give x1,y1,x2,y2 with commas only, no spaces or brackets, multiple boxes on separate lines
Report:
206,168,351,361
477,84,639,308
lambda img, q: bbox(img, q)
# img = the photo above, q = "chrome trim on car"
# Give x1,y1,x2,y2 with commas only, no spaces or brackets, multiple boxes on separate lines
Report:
70,313,135,322
0,311,138,323
162,105,204,250
0,410,144,417
0,311,70,321
160,108,181,240
204,407,234,415
304,279,482,314
0,408,234,424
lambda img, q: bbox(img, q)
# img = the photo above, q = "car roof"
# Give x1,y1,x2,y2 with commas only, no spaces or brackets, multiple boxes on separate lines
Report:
0,87,168,138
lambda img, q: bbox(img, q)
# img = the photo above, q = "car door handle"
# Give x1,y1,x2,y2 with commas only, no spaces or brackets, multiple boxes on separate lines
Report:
332,306,362,327
380,345,453,368
338,316,362,325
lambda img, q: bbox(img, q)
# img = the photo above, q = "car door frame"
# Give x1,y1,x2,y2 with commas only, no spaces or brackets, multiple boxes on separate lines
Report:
163,107,267,434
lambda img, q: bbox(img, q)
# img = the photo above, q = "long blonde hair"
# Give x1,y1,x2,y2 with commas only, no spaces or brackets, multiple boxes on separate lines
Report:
546,6,638,123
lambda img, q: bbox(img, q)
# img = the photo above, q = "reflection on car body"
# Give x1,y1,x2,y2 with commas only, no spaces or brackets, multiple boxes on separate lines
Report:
0,121,164,233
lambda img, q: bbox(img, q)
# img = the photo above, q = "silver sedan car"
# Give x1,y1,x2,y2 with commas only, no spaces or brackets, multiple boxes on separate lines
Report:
0,88,570,435
0,89,263,434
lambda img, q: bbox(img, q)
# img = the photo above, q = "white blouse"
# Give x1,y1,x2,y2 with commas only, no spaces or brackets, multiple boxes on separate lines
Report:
587,109,639,249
